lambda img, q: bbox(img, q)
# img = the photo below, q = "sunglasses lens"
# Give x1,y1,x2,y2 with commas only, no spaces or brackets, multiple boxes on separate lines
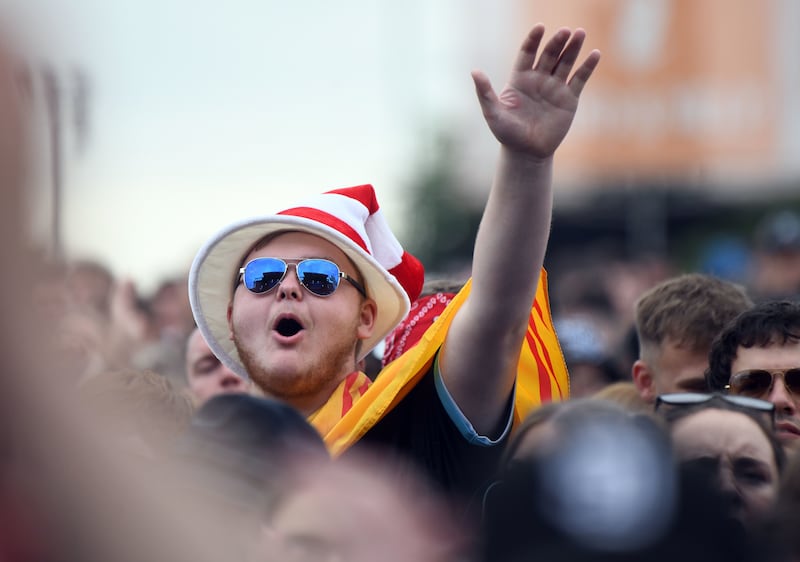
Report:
657,393,708,408
726,395,774,412
244,258,286,294
785,369,800,394
296,259,340,296
731,370,772,397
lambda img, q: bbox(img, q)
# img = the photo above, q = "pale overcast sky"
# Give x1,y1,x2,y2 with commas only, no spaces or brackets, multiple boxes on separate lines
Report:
8,0,800,292
8,0,512,292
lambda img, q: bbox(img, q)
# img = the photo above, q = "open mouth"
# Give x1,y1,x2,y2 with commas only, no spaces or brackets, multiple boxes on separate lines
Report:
274,317,304,338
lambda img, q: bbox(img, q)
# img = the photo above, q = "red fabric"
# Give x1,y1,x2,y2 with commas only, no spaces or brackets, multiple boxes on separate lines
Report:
278,186,424,306
327,184,380,214
278,206,370,253
382,292,456,367
387,251,425,304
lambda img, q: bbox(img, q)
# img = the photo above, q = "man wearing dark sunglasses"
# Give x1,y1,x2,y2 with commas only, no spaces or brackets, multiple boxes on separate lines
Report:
707,301,800,451
188,25,600,497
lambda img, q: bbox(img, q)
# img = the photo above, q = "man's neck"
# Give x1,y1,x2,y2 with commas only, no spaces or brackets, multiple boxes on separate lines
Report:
281,369,362,418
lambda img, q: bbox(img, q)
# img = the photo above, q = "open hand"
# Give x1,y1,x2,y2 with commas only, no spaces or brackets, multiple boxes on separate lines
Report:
472,24,600,159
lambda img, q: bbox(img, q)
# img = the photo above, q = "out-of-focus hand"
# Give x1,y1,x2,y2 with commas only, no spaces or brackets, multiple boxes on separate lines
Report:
110,278,151,344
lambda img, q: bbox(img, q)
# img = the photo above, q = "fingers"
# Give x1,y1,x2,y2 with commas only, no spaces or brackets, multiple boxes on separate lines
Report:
515,24,599,92
512,24,546,72
532,27,571,74
568,49,601,97
471,70,499,117
552,28,587,82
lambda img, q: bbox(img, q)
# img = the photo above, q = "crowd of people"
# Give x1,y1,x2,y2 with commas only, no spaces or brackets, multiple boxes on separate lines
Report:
4,16,800,562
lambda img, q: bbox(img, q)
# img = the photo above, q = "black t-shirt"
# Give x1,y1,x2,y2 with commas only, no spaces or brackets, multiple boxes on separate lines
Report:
350,363,509,502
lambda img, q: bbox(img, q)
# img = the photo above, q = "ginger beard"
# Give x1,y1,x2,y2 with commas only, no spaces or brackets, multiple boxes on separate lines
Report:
227,231,375,409
232,308,363,405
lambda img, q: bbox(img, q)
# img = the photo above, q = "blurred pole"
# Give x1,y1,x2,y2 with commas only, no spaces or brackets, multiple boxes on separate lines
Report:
72,69,90,154
625,183,668,259
42,66,62,260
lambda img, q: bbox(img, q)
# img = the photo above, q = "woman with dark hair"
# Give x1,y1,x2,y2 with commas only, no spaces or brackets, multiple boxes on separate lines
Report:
656,393,785,528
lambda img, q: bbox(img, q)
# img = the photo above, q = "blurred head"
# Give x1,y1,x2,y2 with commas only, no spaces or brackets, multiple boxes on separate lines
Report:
261,452,466,562
707,300,800,451
658,395,784,527
78,368,195,459
65,260,114,317
751,210,800,300
185,327,248,405
175,394,328,516
54,306,112,383
633,274,752,402
149,277,194,340
482,396,766,562
755,210,800,254
481,404,695,562
556,316,624,398
169,394,329,560
501,398,648,468
592,381,651,414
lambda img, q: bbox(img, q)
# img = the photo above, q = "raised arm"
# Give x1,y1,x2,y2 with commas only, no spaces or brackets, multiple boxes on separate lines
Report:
440,24,600,434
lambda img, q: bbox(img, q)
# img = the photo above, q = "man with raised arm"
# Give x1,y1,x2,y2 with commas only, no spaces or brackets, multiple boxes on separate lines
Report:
189,24,599,497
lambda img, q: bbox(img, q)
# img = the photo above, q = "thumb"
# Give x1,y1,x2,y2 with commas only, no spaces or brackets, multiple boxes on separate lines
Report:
471,70,498,117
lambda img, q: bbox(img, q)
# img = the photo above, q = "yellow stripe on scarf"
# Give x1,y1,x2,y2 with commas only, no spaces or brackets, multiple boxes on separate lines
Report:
307,371,373,438
321,269,569,456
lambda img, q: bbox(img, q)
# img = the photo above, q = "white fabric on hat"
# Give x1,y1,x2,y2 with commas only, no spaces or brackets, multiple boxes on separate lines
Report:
188,185,423,380
365,208,405,269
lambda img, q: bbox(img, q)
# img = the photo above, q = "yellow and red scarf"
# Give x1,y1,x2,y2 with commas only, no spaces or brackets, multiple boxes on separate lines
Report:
307,371,372,438
310,269,569,455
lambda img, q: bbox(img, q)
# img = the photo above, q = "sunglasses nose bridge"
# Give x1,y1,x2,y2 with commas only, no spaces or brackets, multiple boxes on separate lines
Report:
777,372,789,393
274,262,305,298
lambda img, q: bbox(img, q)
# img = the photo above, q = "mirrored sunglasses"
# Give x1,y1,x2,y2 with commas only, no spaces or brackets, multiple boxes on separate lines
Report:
655,392,776,428
238,257,366,298
726,368,800,398
655,392,775,413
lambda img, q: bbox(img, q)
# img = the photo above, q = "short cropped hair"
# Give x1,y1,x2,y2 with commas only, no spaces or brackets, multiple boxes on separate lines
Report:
706,300,800,391
635,274,752,357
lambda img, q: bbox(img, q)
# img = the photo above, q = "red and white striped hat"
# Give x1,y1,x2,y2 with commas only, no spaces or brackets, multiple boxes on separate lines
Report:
188,184,425,379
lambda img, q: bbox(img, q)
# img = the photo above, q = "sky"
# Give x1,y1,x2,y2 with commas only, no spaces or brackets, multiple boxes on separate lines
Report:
8,0,800,294
8,0,512,293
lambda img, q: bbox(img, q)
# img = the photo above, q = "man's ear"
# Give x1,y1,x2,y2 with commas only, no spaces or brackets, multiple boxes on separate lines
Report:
632,359,658,404
356,299,377,340
227,302,235,341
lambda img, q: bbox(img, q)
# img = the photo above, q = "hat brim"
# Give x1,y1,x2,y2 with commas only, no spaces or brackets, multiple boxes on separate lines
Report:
188,215,410,379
